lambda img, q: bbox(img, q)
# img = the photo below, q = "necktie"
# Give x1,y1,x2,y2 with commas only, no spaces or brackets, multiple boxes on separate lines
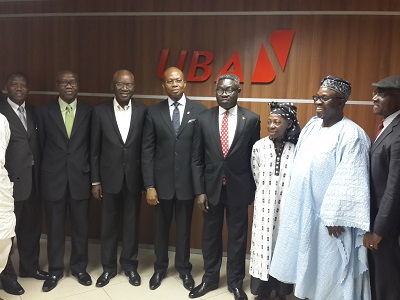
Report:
17,106,27,131
172,102,180,135
220,110,229,157
375,120,384,138
65,105,74,138
220,110,229,186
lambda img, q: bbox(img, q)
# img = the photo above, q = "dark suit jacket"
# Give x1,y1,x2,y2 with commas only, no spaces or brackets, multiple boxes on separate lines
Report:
0,99,40,201
37,100,92,201
192,106,260,206
370,113,400,238
90,99,147,195
141,98,207,200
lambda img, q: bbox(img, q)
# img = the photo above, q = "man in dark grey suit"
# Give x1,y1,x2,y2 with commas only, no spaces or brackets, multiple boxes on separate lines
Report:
364,75,400,300
0,72,48,296
190,74,260,300
91,70,147,288
38,70,92,292
141,67,207,291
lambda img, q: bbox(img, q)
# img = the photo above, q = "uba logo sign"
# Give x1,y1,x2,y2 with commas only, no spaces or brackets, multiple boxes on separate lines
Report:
157,30,295,83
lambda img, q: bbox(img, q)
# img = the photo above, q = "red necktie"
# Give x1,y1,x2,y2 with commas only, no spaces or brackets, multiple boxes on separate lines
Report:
220,110,229,157
220,111,229,186
375,120,384,138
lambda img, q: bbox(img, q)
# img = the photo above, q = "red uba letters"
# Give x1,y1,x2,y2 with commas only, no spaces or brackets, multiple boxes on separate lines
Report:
157,30,295,83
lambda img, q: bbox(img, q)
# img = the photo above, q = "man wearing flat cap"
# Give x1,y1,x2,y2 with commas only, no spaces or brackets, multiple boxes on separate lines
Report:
364,76,400,300
270,76,372,299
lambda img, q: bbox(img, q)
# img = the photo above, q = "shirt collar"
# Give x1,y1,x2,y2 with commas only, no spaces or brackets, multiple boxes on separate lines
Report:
58,97,77,111
7,97,25,111
113,98,131,111
383,109,400,128
219,105,237,116
168,94,186,107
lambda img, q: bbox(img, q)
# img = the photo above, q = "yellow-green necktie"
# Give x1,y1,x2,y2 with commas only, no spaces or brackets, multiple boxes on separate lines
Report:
65,105,74,138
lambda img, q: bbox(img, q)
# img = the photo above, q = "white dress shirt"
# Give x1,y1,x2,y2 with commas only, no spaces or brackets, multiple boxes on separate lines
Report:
219,105,238,148
113,98,132,143
7,97,26,117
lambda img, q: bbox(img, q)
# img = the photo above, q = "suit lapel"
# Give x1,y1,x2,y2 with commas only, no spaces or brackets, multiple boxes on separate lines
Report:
210,107,224,157
125,100,138,143
106,100,124,143
69,101,86,139
177,98,193,137
160,100,175,136
228,106,246,155
49,101,68,139
25,106,36,138
371,114,400,153
1,101,27,135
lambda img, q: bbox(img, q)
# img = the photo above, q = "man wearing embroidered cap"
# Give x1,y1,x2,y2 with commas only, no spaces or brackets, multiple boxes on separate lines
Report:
270,76,371,299
364,76,400,300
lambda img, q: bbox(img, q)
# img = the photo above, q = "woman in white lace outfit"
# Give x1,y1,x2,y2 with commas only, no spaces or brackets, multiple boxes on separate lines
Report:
249,102,300,300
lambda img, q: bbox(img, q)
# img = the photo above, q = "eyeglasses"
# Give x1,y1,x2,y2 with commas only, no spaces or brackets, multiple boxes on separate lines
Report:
115,82,135,90
216,88,238,96
164,79,184,85
58,81,78,87
312,95,343,102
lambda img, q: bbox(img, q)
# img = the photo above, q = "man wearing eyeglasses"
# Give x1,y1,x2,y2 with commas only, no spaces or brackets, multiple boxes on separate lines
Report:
141,67,207,291
191,74,260,300
364,76,400,300
37,70,92,292
269,76,371,299
90,69,147,288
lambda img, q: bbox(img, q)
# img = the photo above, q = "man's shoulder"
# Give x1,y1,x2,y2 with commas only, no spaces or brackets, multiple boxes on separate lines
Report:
186,98,207,111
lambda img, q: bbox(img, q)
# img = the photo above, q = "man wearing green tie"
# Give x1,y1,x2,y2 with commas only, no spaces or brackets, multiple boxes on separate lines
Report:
37,70,92,292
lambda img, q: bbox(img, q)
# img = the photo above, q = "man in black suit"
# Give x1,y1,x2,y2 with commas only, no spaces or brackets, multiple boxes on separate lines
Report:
190,74,260,300
91,69,147,288
141,67,207,291
364,76,400,300
38,70,92,292
0,72,48,296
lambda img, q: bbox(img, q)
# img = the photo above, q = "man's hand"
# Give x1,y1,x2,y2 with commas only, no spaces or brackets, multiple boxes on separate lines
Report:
195,194,209,212
327,226,345,238
92,184,102,200
363,232,383,250
146,188,159,205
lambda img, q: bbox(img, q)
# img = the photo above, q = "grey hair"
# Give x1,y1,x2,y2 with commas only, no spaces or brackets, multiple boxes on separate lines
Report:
216,74,240,89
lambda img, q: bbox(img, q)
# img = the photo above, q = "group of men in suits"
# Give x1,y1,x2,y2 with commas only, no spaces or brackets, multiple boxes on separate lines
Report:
0,68,398,300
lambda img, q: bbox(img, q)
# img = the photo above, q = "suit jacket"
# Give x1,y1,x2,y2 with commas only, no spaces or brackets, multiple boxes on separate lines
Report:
90,99,147,195
192,106,260,206
0,99,40,201
141,98,207,200
370,113,400,238
37,100,92,201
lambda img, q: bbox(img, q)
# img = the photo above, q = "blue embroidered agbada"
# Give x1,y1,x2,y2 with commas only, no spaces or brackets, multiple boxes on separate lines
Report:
269,116,371,300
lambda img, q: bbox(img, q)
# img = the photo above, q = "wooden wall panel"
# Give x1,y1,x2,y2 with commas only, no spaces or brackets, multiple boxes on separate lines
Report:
0,1,399,252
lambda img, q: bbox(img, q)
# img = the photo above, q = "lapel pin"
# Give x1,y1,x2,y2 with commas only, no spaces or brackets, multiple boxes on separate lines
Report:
187,111,190,114
242,117,246,120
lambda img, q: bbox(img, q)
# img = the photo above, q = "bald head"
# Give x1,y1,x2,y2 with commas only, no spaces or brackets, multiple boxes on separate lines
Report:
162,67,186,101
112,69,135,107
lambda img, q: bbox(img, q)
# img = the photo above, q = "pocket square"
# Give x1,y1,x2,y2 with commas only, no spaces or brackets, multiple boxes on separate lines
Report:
188,119,196,123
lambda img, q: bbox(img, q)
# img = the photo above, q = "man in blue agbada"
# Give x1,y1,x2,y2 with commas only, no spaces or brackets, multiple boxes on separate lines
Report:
269,76,371,300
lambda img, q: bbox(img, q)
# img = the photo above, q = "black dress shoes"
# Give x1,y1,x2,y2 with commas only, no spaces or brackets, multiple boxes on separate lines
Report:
149,272,165,290
179,273,195,291
42,274,63,292
125,270,141,286
96,271,116,287
189,282,218,298
0,276,25,295
19,269,49,280
228,286,248,300
72,271,92,286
